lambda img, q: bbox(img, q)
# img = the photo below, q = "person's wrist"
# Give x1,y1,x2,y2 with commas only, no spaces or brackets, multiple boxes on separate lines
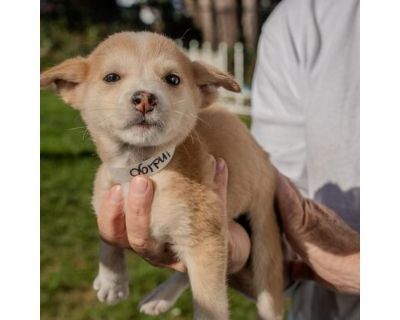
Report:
331,252,360,293
305,242,360,294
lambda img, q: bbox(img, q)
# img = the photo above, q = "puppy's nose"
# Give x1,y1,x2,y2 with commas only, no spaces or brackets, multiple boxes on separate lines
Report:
132,91,158,114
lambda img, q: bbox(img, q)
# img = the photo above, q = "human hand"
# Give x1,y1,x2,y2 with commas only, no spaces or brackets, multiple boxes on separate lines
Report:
96,157,251,274
276,174,360,294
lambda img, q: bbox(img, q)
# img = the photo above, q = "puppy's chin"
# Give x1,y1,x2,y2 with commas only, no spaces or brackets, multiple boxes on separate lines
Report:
117,124,165,147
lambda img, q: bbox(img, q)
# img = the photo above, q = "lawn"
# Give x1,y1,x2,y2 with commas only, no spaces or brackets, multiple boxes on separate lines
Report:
40,90,258,319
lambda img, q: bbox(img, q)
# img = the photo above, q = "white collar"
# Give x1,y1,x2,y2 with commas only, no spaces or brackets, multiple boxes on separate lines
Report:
108,146,176,183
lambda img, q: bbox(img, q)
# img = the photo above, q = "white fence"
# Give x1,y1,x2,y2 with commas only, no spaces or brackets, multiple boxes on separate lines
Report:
178,40,252,115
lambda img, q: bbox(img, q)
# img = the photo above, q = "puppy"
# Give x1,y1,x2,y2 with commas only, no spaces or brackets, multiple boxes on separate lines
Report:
41,31,284,320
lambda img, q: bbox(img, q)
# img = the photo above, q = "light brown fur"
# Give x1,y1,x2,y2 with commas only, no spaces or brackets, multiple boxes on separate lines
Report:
41,31,284,320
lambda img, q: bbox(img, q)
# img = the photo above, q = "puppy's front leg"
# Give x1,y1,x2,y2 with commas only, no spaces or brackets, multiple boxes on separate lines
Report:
93,239,129,304
183,232,229,320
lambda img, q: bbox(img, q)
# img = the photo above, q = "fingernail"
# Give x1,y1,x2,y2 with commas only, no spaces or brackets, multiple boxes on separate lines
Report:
110,185,123,203
131,177,148,195
217,158,225,174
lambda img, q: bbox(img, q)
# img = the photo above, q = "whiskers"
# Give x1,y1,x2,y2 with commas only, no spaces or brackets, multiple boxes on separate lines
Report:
170,110,203,145
67,126,90,142
171,109,208,127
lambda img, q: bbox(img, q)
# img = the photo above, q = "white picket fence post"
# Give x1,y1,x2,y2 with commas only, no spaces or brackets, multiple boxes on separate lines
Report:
179,40,251,115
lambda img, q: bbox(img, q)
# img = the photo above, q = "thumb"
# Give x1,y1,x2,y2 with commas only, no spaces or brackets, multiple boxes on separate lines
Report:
125,176,155,251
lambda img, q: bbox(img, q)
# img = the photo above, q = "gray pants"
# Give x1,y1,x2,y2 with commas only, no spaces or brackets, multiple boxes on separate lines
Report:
288,281,360,320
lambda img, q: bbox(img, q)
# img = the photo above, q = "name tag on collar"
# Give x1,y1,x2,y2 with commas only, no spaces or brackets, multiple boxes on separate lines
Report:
108,146,176,183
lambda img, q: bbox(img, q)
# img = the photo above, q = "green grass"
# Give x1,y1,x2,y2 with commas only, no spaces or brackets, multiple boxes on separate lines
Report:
41,90,259,319
41,90,95,155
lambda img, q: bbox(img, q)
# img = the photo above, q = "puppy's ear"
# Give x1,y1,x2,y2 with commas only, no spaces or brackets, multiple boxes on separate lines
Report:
192,61,241,107
40,57,88,108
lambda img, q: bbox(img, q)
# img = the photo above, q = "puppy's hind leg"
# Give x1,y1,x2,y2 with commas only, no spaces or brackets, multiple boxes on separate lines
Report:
139,272,189,316
250,202,284,320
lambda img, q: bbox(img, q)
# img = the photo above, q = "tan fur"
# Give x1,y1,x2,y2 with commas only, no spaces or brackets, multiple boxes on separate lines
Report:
41,31,284,320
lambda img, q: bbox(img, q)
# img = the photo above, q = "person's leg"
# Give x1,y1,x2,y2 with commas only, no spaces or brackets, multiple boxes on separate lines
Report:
289,281,360,320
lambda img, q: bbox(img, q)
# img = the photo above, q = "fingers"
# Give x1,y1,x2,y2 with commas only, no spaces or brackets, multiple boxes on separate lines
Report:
98,177,187,271
97,185,130,248
227,221,251,274
125,176,157,253
97,179,156,253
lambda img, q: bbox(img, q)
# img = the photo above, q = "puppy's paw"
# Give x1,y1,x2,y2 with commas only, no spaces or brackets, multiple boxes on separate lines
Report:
139,288,176,316
139,298,173,316
93,272,129,305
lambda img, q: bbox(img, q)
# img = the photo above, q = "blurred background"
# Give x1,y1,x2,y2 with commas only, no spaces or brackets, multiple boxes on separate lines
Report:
40,0,283,319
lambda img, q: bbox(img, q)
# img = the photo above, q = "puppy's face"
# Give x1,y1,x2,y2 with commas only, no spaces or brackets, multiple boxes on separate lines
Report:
41,32,240,148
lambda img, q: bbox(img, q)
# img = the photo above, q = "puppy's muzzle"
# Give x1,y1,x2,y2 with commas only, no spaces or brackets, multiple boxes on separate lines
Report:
132,91,158,115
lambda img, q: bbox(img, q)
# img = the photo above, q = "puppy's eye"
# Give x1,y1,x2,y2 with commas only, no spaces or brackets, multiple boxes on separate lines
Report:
164,74,180,86
103,73,120,83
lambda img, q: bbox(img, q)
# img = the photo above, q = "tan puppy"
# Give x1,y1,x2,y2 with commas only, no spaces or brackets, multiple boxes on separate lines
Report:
41,31,283,320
